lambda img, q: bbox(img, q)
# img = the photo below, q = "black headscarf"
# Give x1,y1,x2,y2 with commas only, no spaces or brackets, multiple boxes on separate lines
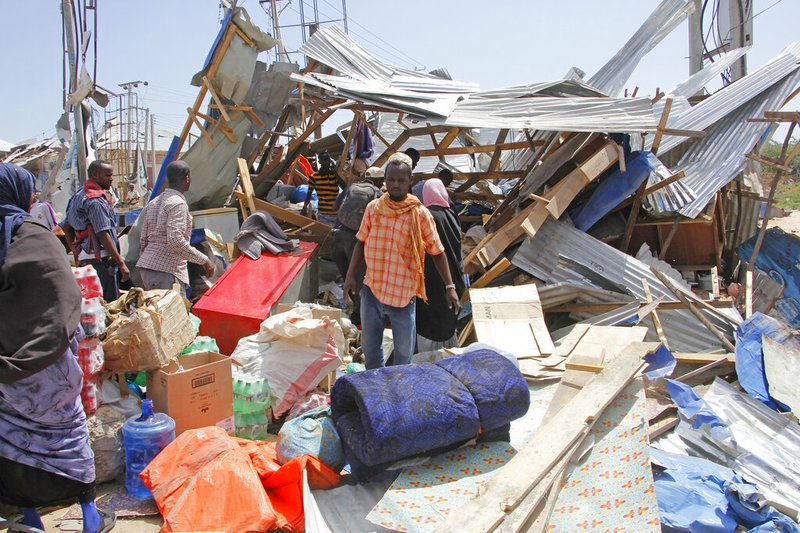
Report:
0,164,81,383
0,163,34,265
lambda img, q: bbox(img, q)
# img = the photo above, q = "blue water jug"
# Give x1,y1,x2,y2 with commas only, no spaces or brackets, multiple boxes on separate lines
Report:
122,399,175,499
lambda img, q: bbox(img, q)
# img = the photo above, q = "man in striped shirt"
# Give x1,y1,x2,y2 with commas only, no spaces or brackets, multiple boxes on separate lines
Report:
343,153,460,369
302,152,343,226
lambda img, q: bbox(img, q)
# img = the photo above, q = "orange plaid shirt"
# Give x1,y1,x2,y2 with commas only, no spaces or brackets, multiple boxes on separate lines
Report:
356,199,445,307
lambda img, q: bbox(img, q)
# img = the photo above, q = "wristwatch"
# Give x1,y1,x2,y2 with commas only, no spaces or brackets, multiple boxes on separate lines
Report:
445,283,456,290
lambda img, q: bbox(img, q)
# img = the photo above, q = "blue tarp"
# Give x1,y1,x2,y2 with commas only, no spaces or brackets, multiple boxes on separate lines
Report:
148,136,180,201
738,227,800,328
643,344,676,381
734,312,792,412
330,349,530,480
568,150,657,231
651,448,799,532
665,380,732,442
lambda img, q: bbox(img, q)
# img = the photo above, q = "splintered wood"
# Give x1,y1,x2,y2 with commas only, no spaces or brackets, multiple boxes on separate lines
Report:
434,342,659,533
469,285,554,359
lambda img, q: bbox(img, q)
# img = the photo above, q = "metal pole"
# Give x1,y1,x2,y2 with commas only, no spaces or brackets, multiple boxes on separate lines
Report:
270,0,288,62
150,113,156,188
341,0,348,33
728,0,752,81
688,0,703,76
143,107,150,187
62,0,88,183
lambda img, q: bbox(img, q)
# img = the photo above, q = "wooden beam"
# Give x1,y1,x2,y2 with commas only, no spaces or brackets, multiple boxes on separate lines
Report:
438,127,461,151
435,343,656,532
548,299,734,313
234,192,331,243
650,98,673,156
338,113,359,175
189,114,215,148
643,279,669,348
461,258,512,303
488,130,510,173
353,111,391,148
658,217,683,260
202,76,231,123
416,141,531,158
236,158,256,215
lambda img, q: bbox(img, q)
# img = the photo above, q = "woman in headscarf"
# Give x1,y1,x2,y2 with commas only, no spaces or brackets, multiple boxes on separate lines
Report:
0,163,114,532
415,178,465,352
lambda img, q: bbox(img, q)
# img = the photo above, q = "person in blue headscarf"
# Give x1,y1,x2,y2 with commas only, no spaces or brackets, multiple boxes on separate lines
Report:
0,163,115,532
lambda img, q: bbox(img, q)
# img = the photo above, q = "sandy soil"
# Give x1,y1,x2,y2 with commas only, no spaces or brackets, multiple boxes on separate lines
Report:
768,209,800,235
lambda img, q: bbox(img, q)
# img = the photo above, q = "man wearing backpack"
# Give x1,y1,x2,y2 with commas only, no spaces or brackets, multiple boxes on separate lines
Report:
332,166,383,325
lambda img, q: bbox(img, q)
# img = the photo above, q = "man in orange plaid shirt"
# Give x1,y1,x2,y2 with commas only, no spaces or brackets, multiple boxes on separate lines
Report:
343,152,460,369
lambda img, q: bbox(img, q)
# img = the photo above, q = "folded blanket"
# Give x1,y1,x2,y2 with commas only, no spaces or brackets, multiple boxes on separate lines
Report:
235,211,298,259
331,349,530,480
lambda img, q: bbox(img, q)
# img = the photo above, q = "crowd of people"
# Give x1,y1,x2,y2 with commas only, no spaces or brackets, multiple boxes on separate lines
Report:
0,145,466,528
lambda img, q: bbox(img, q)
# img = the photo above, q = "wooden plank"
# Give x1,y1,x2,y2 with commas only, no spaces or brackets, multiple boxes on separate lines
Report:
236,158,256,215
658,217,683,260
642,279,669,349
548,299,734,313
488,130,510,173
234,192,331,242
564,361,605,373
462,258,512,304
650,98,673,156
416,141,530,158
673,352,735,364
338,113,359,175
544,141,619,221
434,344,656,533
745,269,754,318
202,76,231,122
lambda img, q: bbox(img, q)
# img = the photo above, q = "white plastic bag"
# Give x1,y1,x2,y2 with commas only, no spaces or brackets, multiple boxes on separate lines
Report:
231,308,343,417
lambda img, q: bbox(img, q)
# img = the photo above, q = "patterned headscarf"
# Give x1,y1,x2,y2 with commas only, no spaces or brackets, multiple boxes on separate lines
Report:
0,163,34,265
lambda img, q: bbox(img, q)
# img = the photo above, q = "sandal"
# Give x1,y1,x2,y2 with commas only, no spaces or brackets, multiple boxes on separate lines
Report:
97,508,116,533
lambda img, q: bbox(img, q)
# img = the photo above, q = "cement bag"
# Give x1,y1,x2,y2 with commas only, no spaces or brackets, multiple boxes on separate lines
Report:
140,426,278,533
277,406,344,472
231,308,343,417
102,289,195,371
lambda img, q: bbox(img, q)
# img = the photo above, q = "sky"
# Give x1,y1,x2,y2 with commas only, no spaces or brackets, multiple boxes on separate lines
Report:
1,0,799,145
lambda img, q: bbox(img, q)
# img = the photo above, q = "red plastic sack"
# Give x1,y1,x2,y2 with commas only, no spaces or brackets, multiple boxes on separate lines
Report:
238,439,340,532
140,427,277,532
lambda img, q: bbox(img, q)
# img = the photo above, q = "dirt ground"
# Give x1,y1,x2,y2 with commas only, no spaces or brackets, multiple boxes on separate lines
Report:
769,209,800,234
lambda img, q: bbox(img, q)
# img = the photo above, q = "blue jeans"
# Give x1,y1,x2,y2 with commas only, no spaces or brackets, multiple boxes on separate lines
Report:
360,285,416,369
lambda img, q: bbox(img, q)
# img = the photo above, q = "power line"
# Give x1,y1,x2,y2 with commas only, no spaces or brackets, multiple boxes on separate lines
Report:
753,0,785,19
316,0,425,67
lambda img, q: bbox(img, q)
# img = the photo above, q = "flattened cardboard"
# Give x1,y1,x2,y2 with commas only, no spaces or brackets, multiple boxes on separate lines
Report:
470,284,554,358
147,351,234,436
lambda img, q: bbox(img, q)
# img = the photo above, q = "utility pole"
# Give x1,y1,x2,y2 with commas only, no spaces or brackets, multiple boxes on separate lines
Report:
62,0,88,183
726,0,752,81
688,0,704,76
118,80,147,179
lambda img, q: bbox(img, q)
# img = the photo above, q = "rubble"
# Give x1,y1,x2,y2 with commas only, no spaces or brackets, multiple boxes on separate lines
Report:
6,1,800,532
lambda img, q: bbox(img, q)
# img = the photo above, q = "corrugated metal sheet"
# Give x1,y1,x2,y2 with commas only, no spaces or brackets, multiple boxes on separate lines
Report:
297,26,657,132
587,0,695,96
655,43,800,156
510,217,740,352
655,378,800,517
647,67,800,218
440,95,658,132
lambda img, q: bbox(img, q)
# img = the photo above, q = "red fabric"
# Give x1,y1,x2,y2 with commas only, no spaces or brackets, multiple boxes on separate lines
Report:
297,155,314,178
83,179,113,206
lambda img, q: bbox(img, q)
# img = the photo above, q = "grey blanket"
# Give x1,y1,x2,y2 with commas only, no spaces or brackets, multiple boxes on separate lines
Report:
234,211,299,259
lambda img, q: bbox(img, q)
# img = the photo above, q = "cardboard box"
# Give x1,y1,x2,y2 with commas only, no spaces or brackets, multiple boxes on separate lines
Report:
103,289,195,372
147,351,234,436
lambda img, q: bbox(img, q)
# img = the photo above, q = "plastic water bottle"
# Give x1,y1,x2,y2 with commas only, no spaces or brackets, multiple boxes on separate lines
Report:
122,400,175,499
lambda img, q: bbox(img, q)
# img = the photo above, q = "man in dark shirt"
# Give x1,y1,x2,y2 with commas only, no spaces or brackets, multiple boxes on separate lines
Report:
62,160,129,301
302,152,343,226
